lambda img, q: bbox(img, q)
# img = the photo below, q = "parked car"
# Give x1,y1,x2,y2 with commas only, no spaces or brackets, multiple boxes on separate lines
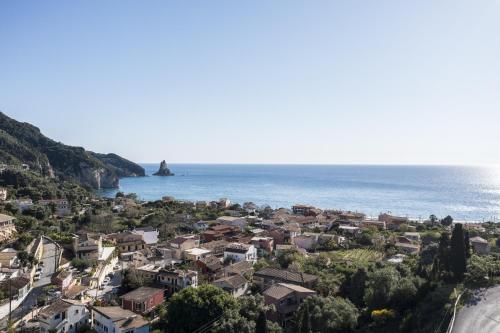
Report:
100,277,110,288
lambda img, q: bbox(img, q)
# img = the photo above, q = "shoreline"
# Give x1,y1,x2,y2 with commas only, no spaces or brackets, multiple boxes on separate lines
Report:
97,164,500,223
96,190,499,224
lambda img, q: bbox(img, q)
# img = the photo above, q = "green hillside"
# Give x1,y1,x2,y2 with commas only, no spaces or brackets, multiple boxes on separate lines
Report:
0,111,144,189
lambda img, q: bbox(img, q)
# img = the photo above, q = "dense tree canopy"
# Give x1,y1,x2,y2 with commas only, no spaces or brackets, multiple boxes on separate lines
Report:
210,295,281,333
165,284,238,333
441,215,453,227
294,296,359,333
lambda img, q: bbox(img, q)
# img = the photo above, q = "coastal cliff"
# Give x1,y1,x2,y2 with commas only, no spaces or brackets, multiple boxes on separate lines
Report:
153,160,174,176
91,152,146,177
0,111,144,189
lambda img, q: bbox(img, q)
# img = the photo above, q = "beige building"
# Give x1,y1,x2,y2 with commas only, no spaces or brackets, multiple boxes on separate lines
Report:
169,235,199,260
72,233,103,260
0,248,19,268
0,214,16,241
107,231,146,253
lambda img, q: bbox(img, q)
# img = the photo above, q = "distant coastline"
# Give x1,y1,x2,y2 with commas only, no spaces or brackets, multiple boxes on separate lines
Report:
96,164,500,222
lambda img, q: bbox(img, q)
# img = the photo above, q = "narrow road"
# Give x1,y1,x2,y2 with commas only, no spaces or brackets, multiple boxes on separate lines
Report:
0,238,58,329
34,240,58,287
86,270,122,300
452,286,500,333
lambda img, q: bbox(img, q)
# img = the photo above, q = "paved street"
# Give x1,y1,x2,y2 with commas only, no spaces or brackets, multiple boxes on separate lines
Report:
452,286,500,333
34,240,58,287
0,238,58,329
86,269,122,300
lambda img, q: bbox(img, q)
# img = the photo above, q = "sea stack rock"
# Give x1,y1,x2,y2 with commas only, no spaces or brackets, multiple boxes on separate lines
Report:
153,160,174,176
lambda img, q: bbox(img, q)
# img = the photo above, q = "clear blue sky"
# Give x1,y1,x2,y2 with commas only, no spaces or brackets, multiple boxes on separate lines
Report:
0,1,499,165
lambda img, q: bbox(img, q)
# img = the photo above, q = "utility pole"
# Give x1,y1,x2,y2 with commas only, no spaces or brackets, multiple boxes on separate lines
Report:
53,243,60,275
8,277,11,324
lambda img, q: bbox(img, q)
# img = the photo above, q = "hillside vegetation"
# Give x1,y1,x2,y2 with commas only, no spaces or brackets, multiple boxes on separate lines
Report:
0,111,144,189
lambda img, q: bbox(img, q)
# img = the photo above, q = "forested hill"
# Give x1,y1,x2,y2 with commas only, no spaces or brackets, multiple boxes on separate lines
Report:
0,111,144,189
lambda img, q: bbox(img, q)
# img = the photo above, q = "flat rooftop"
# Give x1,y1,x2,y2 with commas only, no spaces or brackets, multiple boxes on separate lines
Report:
98,246,115,261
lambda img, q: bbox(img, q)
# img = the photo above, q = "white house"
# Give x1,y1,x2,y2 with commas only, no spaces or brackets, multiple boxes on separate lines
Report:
14,199,33,212
224,243,257,263
403,232,421,243
132,227,159,245
39,299,89,333
157,268,199,293
218,198,231,208
38,199,71,217
92,306,150,333
183,247,211,261
243,202,258,214
194,220,209,231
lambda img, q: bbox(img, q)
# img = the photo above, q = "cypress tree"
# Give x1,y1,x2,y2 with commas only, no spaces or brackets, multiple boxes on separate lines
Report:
450,223,467,280
348,267,368,307
255,310,268,333
438,232,450,272
430,257,440,281
464,230,471,258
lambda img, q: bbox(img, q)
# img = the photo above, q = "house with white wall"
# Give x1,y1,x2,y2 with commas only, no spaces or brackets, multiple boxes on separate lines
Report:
92,306,150,333
39,299,89,333
132,227,159,245
224,243,257,263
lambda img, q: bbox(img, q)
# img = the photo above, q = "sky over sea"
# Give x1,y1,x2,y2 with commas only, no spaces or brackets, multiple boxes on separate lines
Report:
0,1,499,165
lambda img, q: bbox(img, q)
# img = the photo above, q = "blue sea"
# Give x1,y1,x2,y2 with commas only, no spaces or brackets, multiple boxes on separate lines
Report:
98,164,500,222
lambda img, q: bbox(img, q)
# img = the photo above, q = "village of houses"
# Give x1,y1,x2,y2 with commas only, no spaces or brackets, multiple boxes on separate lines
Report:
0,186,494,333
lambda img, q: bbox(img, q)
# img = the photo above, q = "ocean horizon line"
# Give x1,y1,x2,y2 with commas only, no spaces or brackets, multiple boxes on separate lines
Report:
138,162,500,168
